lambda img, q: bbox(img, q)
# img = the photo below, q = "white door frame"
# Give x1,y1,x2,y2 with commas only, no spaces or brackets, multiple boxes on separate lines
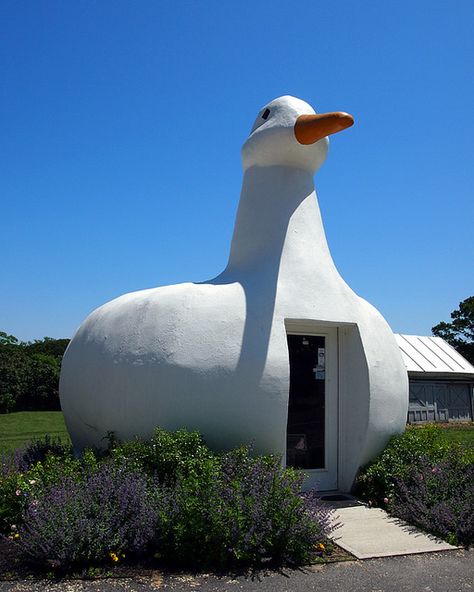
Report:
285,323,338,491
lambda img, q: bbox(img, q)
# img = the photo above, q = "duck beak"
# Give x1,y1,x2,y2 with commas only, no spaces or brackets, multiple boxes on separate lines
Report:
294,112,354,145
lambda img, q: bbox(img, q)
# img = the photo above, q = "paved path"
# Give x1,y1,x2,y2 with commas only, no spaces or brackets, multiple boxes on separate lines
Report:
1,549,473,592
326,498,456,558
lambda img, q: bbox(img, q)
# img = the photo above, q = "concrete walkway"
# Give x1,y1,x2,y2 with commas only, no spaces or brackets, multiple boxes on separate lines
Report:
325,497,457,559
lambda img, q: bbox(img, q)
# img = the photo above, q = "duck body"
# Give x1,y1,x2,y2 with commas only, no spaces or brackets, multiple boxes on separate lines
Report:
60,97,408,491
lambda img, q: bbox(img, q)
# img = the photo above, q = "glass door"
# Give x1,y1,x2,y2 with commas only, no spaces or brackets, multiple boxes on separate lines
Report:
286,328,338,491
286,334,326,469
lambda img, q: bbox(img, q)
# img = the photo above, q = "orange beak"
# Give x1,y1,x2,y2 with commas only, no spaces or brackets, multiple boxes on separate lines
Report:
294,112,354,145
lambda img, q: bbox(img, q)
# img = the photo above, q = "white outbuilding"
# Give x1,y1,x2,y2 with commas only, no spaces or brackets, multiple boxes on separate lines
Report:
60,96,409,492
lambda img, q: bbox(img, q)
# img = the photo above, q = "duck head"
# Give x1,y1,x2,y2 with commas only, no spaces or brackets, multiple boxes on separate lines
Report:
241,95,354,173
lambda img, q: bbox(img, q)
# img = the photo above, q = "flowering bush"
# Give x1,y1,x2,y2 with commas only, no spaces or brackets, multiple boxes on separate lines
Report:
0,464,29,535
0,445,98,535
3,430,335,571
154,446,335,567
355,424,474,546
11,463,156,569
20,435,72,468
389,453,474,546
355,425,454,506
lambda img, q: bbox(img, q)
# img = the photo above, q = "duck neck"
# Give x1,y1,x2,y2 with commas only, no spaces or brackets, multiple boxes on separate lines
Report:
223,165,336,281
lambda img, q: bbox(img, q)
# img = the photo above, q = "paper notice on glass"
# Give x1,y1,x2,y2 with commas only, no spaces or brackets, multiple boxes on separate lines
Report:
318,348,325,368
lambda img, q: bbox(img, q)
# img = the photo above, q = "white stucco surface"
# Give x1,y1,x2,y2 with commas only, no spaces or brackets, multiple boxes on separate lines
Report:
60,96,408,491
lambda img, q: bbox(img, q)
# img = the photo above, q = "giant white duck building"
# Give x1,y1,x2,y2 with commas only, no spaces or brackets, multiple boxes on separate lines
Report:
60,96,408,492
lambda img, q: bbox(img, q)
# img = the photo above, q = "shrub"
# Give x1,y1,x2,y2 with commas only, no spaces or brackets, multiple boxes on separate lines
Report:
107,427,218,482
390,453,474,546
0,460,29,535
355,424,474,546
21,435,72,468
0,393,16,414
10,463,156,569
3,430,336,571
1,446,46,534
0,441,97,535
154,446,335,567
26,448,98,490
355,425,453,505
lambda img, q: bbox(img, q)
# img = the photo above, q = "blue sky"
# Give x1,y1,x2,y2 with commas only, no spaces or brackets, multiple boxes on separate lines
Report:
1,0,473,342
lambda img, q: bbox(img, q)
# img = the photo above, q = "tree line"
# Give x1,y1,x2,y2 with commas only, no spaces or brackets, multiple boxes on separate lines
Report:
0,332,69,413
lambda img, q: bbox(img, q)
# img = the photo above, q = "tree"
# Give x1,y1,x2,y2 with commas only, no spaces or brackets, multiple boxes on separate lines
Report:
432,296,474,364
0,342,31,412
24,337,70,358
0,332,70,413
0,331,19,346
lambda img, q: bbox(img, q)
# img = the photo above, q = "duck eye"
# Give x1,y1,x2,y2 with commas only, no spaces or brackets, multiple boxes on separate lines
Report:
262,108,270,120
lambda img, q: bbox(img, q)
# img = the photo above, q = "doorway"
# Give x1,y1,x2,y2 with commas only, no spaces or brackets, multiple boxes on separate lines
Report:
286,327,338,491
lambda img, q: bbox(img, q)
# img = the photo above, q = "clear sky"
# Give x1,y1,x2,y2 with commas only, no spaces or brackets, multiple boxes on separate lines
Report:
1,0,473,342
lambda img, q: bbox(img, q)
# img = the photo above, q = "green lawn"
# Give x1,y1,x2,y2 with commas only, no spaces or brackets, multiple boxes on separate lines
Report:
437,422,474,448
0,411,70,453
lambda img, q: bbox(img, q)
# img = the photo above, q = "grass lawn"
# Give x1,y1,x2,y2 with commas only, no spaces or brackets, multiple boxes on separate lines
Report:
0,411,70,453
437,422,474,448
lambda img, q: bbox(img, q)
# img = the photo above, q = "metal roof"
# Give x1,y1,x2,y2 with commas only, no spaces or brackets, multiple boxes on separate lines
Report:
394,334,474,378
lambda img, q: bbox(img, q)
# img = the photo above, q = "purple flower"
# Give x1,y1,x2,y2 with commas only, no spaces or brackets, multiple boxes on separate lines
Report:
11,463,158,568
391,454,474,546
